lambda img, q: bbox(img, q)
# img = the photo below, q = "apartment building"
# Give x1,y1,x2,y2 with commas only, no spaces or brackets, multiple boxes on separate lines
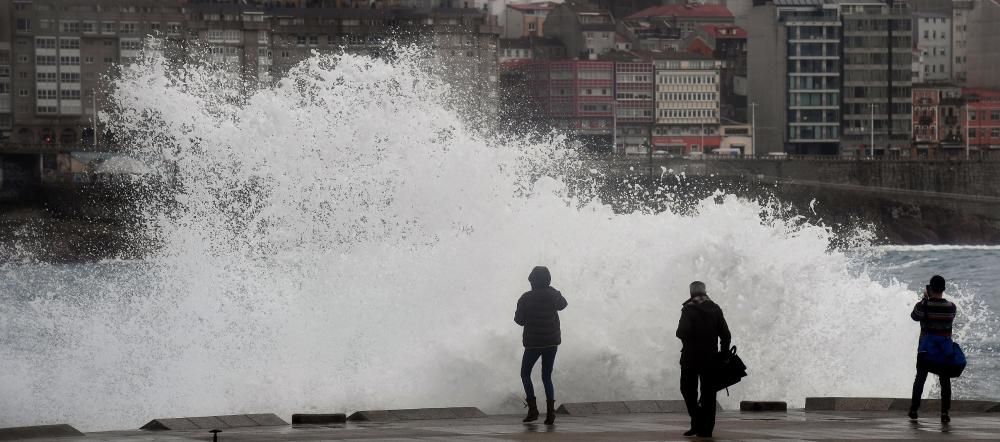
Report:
840,1,912,156
911,83,963,156
964,88,1000,153
9,0,186,148
543,2,616,60
651,53,721,156
912,12,950,83
748,0,842,155
613,60,654,154
502,1,556,38
525,59,615,150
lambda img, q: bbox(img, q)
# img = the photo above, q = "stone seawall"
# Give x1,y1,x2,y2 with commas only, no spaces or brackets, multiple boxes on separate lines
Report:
604,158,1000,199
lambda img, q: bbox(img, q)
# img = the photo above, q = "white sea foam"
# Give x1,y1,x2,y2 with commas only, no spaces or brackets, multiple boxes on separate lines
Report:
0,49,970,431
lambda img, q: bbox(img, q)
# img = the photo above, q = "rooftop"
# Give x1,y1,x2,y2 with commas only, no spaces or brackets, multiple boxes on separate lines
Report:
507,1,558,12
626,4,733,20
701,24,747,38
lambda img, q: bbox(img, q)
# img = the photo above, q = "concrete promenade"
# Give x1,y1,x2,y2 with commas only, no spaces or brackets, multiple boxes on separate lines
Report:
22,410,1000,441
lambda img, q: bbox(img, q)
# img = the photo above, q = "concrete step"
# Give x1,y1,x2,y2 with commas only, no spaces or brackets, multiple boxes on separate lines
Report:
139,413,288,431
556,400,722,416
0,424,84,440
347,407,486,422
805,397,1000,412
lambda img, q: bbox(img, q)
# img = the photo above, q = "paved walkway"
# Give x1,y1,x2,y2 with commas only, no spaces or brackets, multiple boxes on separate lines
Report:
65,411,1000,441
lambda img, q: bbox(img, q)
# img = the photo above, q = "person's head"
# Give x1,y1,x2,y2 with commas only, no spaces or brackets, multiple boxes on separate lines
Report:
927,275,946,297
689,281,707,297
529,266,551,289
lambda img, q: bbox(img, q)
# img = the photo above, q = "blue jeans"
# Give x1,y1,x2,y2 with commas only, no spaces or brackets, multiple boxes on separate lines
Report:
521,346,557,401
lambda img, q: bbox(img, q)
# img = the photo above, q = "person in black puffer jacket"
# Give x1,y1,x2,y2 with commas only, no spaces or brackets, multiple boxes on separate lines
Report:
514,266,567,425
676,281,731,438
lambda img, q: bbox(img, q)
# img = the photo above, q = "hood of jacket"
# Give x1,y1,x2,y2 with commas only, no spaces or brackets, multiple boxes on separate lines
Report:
528,266,551,289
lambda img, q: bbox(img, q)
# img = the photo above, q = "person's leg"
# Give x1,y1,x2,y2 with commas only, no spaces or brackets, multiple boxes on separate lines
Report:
541,347,558,424
910,363,928,416
698,370,718,436
940,375,952,420
521,348,542,399
521,349,542,423
680,366,699,433
540,346,557,401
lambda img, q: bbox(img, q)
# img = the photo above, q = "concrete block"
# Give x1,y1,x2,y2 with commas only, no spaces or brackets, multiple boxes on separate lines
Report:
740,401,787,412
623,400,661,413
217,415,258,428
0,424,85,440
655,400,689,413
592,401,630,415
348,410,397,422
292,414,348,425
186,416,229,430
555,402,597,416
448,407,489,418
142,414,287,431
140,418,199,431
347,407,486,422
804,397,838,411
245,414,290,426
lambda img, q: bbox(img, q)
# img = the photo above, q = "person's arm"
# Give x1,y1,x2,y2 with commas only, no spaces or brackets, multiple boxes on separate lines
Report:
910,301,925,322
553,290,568,311
718,312,732,352
676,307,692,340
514,296,526,326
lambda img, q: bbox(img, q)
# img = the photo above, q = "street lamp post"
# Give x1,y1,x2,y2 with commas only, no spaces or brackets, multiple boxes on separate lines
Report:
870,103,875,158
966,101,970,160
750,101,757,156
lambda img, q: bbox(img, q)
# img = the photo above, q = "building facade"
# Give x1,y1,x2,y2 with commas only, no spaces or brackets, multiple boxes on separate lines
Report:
651,54,721,156
543,2,616,60
912,12,951,83
748,0,841,155
964,88,1000,154
613,60,653,154
502,1,555,38
839,1,912,156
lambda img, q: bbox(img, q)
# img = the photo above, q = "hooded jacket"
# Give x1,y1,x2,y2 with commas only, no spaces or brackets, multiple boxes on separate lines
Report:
676,294,731,367
514,266,568,348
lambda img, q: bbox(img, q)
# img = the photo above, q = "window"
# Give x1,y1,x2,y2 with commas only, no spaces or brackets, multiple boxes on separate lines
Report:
224,29,241,43
35,37,57,48
18,89,28,97
59,38,80,49
296,35,306,46
150,23,161,32
207,30,224,41
259,30,269,44
84,56,94,64
167,23,181,35
992,128,1000,138
17,55,28,63
104,40,113,46
59,56,80,65
36,72,56,82
102,22,115,34
36,89,57,99
82,21,96,33
36,55,57,65
992,111,1000,120
60,21,80,33
37,105,57,114
968,128,976,138
120,22,137,34
308,35,318,46
104,57,115,63
16,18,30,31
60,89,81,99
60,72,80,83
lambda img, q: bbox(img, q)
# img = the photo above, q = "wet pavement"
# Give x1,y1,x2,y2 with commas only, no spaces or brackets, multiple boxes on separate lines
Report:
54,410,1000,441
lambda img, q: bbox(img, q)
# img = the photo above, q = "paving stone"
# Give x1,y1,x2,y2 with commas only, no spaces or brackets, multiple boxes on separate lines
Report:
0,424,84,440
655,400,689,412
449,407,488,418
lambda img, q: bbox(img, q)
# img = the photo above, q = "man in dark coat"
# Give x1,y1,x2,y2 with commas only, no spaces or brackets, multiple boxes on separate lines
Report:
514,266,568,425
909,275,957,423
676,281,731,438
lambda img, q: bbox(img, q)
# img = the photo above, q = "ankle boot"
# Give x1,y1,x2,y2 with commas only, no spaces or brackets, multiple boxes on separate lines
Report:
522,398,539,422
544,400,556,425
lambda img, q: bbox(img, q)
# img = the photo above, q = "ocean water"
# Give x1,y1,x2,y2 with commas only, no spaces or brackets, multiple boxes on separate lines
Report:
0,50,997,431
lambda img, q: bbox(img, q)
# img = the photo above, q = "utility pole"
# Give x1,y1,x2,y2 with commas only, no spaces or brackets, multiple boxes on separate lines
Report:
751,101,757,156
871,103,875,158
965,100,970,160
93,87,99,150
886,0,894,154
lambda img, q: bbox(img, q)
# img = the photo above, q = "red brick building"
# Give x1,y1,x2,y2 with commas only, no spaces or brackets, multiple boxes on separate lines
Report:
964,88,1000,153
527,60,614,151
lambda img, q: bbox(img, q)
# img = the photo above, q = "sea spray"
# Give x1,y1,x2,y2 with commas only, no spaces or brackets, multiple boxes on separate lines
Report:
0,48,978,431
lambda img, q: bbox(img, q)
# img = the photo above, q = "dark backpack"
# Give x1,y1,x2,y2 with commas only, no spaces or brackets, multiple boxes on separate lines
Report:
710,345,747,393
